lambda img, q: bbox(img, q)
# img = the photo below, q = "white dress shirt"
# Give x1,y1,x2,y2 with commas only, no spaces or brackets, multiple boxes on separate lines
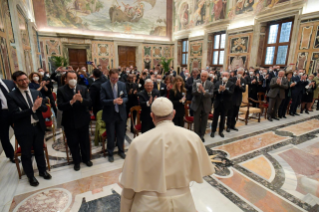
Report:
18,87,38,124
0,79,9,109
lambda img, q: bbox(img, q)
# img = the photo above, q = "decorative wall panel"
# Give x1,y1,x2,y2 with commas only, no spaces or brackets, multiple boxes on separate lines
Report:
296,52,308,70
188,40,203,70
230,37,249,54
300,26,313,50
0,37,11,78
229,55,247,70
314,26,319,49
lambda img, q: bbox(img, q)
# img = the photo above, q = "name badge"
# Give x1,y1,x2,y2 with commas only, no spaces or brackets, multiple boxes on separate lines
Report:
138,84,141,88
226,87,229,90
161,87,164,90
242,83,244,86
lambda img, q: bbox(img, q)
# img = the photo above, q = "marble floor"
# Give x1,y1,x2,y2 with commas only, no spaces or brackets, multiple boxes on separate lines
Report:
1,109,319,212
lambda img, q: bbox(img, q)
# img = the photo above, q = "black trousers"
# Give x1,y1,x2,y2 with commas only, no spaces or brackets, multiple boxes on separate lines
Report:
173,116,184,127
126,106,137,132
105,113,125,156
278,97,290,117
227,105,240,129
64,125,90,165
290,92,302,114
212,104,227,133
0,110,14,159
194,105,209,138
141,118,155,133
47,93,58,118
268,96,282,118
15,124,46,178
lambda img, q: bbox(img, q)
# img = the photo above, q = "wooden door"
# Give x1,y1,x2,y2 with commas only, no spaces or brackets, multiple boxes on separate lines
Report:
68,49,87,71
118,46,136,67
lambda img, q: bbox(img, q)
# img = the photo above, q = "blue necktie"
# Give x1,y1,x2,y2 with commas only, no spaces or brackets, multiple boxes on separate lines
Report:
113,84,119,112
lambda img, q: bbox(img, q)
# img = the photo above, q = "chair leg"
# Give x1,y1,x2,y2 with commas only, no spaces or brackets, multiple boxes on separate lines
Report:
101,136,106,157
15,156,21,179
44,147,51,171
258,113,261,122
245,112,248,125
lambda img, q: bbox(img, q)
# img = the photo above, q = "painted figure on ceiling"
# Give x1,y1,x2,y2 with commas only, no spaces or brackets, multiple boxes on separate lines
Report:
193,0,206,26
180,3,189,29
213,0,227,21
236,0,254,15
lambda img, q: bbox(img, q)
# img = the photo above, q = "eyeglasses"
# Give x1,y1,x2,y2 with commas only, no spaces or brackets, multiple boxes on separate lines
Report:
17,78,28,82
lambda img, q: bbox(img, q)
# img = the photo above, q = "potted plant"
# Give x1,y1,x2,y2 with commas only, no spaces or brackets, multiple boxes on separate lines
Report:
51,56,68,67
160,57,173,74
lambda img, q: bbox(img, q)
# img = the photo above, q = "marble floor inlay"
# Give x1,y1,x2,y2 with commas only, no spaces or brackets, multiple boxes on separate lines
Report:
278,119,319,136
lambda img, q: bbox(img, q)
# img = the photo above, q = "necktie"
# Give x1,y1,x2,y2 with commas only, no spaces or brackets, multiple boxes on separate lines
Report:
262,78,266,87
113,84,119,113
25,91,39,121
0,83,9,110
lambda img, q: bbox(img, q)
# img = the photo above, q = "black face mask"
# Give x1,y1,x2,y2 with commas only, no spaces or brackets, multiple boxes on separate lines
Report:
274,69,278,72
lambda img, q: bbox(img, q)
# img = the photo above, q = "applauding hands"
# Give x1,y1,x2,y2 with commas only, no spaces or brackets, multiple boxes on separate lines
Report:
32,96,43,112
70,91,83,105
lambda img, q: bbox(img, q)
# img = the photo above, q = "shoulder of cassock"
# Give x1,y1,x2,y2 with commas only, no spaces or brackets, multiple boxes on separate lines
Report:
120,120,215,193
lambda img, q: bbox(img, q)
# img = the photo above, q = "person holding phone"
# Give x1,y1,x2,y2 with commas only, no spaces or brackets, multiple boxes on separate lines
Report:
100,69,128,163
169,76,186,127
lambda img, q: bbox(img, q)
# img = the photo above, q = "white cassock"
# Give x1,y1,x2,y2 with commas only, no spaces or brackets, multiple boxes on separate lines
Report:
120,120,215,212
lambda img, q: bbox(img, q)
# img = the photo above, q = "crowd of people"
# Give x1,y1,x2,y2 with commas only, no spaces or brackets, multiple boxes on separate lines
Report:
0,62,318,187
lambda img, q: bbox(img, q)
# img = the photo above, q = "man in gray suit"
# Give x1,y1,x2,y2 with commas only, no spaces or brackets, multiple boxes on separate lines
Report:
267,70,288,121
191,71,214,142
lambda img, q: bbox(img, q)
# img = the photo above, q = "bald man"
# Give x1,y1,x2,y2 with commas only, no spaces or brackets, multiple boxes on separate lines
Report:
267,70,288,121
190,70,214,142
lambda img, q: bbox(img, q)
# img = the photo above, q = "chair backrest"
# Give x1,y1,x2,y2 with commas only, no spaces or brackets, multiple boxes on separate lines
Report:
130,105,141,127
257,92,266,102
52,92,57,101
42,104,52,119
184,100,191,117
240,85,249,107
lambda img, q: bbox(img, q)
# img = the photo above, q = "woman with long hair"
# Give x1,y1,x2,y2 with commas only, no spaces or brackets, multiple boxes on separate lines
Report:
169,76,186,127
301,74,316,114
164,75,173,98
29,72,48,98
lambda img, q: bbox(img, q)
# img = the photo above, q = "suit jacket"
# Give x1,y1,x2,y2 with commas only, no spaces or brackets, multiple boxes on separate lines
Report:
213,80,235,109
169,89,185,118
190,80,214,113
245,75,258,96
186,76,199,100
89,78,107,115
291,76,307,95
229,77,246,107
268,71,278,82
0,80,15,114
153,81,167,97
57,84,91,129
126,82,139,109
7,88,47,135
267,77,288,99
100,81,128,123
138,89,160,123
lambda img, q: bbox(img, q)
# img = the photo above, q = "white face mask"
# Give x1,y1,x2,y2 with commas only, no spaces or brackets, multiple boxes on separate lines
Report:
156,79,161,83
293,72,297,75
39,72,44,76
46,74,50,77
33,77,39,81
81,69,86,72
237,74,242,78
126,71,130,74
249,72,253,75
222,77,227,82
263,73,267,76
69,79,77,87
269,69,273,72
154,72,158,75
209,74,213,78
62,72,66,75
299,72,303,76
185,73,189,76
170,73,174,76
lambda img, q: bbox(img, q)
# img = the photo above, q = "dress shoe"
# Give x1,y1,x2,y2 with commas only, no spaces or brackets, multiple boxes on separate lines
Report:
272,117,279,121
219,132,224,138
231,127,239,131
305,110,309,114
282,116,286,118
226,128,230,133
300,110,303,114
201,137,205,142
210,132,215,138
268,117,273,122
108,155,114,163
28,177,39,187
39,171,52,180
85,161,93,167
74,163,81,171
317,108,319,111
10,158,20,163
118,152,126,159
294,113,300,116
289,113,294,116
278,116,282,118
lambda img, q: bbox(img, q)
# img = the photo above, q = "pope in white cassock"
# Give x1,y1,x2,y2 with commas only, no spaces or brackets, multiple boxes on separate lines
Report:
120,97,215,212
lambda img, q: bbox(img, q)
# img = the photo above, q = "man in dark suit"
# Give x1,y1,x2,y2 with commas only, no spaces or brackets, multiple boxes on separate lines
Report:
227,68,246,132
0,78,16,163
289,70,307,116
191,71,214,142
100,69,128,163
268,66,278,82
245,68,258,106
57,71,93,171
7,71,51,186
211,72,235,138
89,69,107,116
186,69,199,101
126,74,139,133
138,79,160,133
153,74,167,96
267,70,288,121
51,67,66,88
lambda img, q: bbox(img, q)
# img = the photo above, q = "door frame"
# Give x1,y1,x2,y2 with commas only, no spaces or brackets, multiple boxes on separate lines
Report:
114,41,142,70
62,44,93,72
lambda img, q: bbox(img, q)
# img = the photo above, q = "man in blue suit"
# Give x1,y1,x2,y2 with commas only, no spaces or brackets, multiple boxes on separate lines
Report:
0,77,16,163
100,69,128,162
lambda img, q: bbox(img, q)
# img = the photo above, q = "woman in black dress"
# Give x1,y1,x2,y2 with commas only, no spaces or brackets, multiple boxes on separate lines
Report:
169,76,186,127
301,74,316,114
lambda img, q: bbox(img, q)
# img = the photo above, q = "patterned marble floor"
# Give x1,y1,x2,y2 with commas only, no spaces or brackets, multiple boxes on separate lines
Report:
1,110,319,212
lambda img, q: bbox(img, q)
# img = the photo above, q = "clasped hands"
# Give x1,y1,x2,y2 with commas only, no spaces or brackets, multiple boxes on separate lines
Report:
236,79,241,87
32,96,43,112
276,78,281,85
219,85,226,92
198,84,205,93
70,91,83,105
148,95,157,105
114,97,123,105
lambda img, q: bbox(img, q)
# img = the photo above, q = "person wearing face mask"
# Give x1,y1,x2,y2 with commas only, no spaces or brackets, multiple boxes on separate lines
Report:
37,68,58,117
300,74,316,114
289,70,308,116
7,71,51,186
120,67,130,82
191,71,214,142
57,71,93,171
211,72,235,138
77,70,91,88
169,76,187,127
126,74,139,133
227,68,246,132
51,67,67,88
170,66,176,77
180,67,187,79
278,71,294,118
245,67,258,107
260,69,270,93
268,66,278,82
153,75,166,97
89,69,107,116
267,70,288,121
28,72,48,100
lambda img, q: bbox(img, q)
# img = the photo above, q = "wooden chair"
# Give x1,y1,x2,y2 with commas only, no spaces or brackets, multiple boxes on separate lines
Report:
184,100,194,130
130,105,142,138
42,104,56,142
257,92,268,119
238,85,262,125
14,139,51,179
